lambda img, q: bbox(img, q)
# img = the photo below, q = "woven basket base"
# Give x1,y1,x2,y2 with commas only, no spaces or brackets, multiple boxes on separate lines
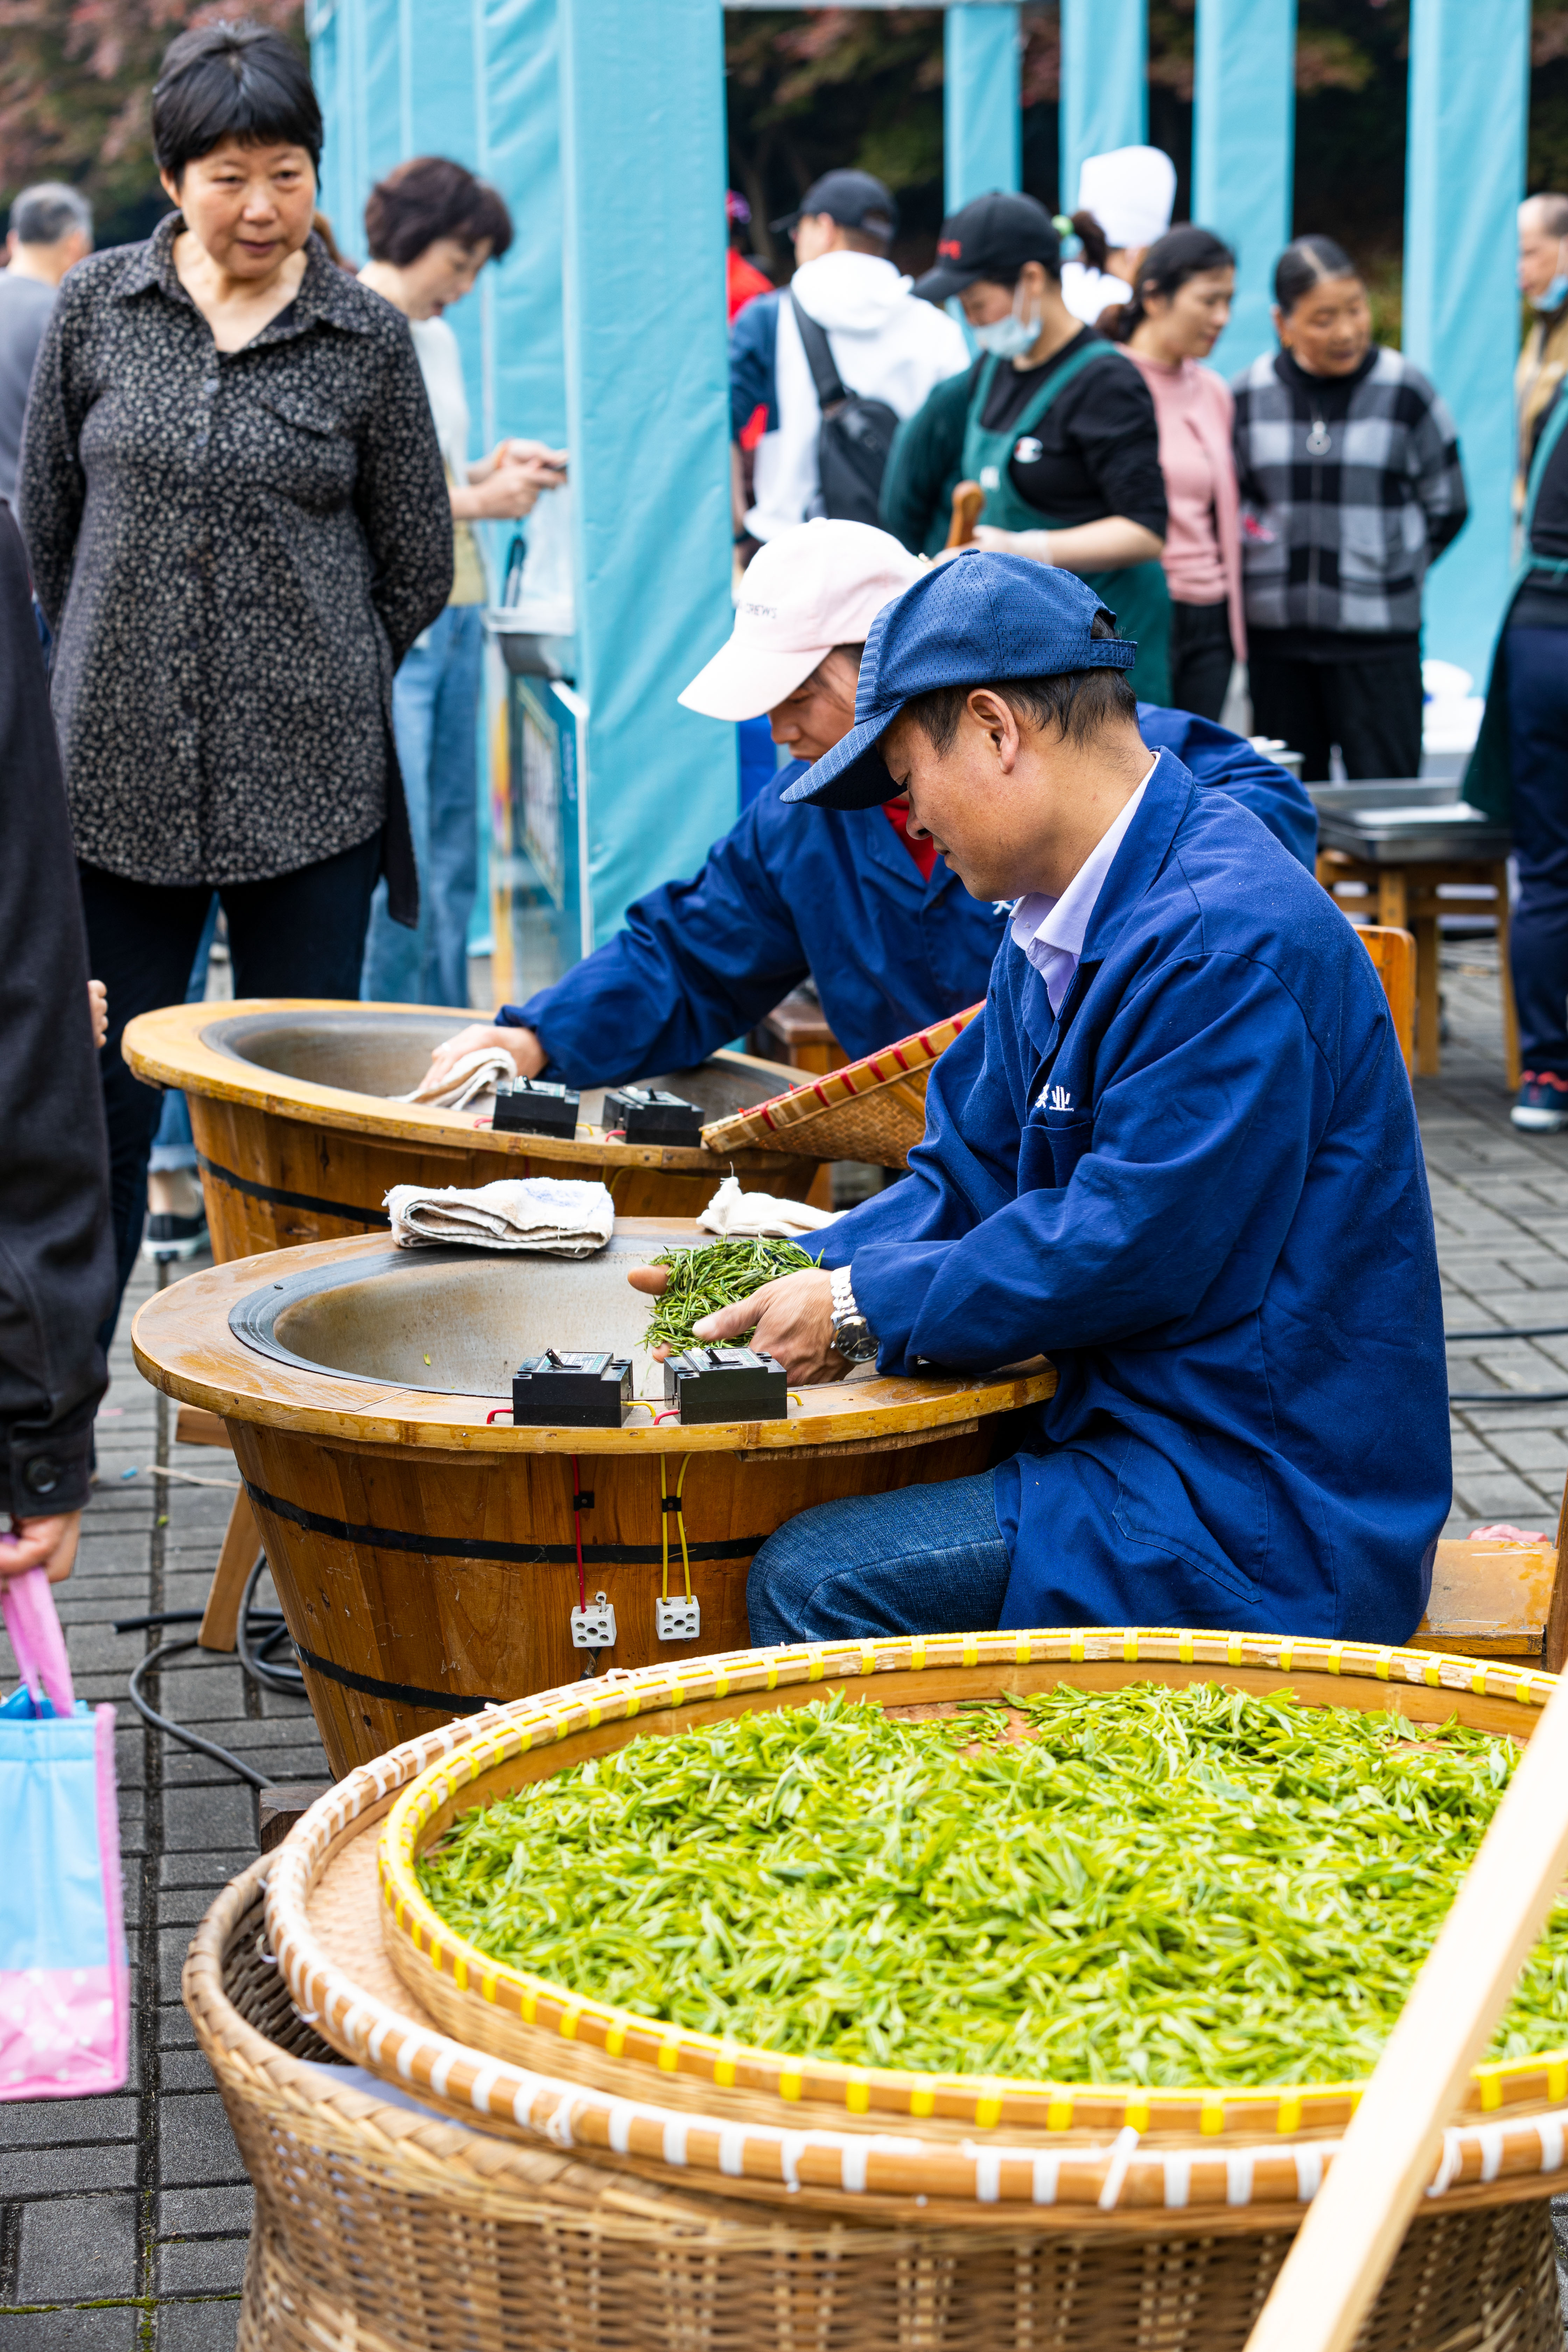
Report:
235,2183,1561,2352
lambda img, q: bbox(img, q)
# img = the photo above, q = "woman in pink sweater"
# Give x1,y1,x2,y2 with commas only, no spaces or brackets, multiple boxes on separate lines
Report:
1107,228,1243,720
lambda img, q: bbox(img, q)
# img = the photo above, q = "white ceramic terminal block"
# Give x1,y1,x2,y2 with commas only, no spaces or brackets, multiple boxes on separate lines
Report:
570,1593,616,1648
656,1596,701,1643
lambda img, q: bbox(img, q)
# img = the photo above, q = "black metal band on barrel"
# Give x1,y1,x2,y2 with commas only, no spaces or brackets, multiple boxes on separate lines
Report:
245,1481,765,1566
195,1152,392,1229
291,1641,498,1715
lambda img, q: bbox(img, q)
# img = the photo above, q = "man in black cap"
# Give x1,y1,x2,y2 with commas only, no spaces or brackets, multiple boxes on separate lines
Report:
731,167,968,542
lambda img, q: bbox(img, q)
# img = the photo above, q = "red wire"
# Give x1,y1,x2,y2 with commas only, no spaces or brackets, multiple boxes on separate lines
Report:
570,1451,585,1610
486,1407,513,1424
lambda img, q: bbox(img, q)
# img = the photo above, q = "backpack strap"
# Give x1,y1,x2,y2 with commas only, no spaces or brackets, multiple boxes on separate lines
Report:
790,289,851,410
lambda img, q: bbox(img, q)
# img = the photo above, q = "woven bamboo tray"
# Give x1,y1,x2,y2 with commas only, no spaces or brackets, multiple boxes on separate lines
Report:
698,1003,982,1169
265,1632,1568,2226
201,1859,1560,2350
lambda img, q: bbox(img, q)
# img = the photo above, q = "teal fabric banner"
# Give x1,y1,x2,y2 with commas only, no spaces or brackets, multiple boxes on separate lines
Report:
1192,0,1296,376
559,0,736,947
944,6,1021,212
1059,0,1146,219
1404,0,1530,680
481,0,565,448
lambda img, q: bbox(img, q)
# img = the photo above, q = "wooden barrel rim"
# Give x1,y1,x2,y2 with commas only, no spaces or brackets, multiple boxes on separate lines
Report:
377,1631,1568,2141
119,997,808,1175
130,1230,1056,1455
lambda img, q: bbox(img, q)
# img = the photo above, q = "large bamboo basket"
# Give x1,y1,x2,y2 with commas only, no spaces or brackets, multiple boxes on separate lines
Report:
699,1004,982,1170
375,1631,1568,2155
132,1230,1052,1776
263,1635,1568,2228
191,1862,1560,2352
121,999,820,1260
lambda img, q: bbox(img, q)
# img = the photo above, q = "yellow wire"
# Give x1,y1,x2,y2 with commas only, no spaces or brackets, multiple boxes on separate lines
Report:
676,1455,692,1597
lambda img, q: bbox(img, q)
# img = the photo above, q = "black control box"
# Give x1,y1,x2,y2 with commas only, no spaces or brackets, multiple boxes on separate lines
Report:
513,1350,632,1428
603,1086,705,1148
662,1346,788,1424
493,1077,580,1138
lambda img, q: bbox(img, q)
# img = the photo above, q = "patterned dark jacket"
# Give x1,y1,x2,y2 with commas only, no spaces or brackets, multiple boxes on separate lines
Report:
17,216,452,920
1231,347,1467,637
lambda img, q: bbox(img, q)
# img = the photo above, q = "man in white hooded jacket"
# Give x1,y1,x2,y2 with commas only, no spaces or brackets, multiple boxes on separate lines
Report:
731,168,968,542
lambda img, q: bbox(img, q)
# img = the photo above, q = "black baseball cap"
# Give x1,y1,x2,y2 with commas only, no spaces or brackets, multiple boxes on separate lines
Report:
914,191,1061,304
772,168,899,240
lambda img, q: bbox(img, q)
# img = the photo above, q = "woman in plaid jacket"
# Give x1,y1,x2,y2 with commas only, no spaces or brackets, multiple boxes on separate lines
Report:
1232,236,1468,779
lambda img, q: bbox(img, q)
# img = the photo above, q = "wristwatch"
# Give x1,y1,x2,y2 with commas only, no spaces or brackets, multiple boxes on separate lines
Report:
829,1264,878,1364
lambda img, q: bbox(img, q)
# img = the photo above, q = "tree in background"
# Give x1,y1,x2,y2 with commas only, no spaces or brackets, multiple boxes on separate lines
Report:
0,0,302,249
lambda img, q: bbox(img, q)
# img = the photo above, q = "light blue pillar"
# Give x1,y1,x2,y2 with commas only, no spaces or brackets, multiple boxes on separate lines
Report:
1192,0,1296,374
944,6,1020,213
1403,0,1530,680
558,0,735,946
1059,0,1146,220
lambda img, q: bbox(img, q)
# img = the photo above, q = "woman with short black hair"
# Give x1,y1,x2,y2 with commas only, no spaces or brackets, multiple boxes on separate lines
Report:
17,18,453,1340
1231,234,1469,778
357,156,565,1006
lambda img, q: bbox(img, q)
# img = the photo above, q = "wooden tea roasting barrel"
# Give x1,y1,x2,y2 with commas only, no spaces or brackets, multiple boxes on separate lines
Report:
133,1225,1054,1776
120,999,820,1261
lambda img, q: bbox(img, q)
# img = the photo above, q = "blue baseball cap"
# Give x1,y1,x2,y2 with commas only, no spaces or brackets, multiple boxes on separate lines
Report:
781,552,1136,812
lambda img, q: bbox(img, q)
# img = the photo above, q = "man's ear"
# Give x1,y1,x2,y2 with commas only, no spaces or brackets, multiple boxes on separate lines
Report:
968,687,1021,772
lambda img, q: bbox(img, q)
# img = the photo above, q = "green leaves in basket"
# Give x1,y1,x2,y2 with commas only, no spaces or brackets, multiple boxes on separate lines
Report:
643,1234,821,1356
414,1685,1568,2089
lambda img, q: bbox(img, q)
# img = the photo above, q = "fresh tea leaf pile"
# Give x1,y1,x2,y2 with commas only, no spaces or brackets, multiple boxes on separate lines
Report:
643,1234,820,1356
416,1686,1568,2087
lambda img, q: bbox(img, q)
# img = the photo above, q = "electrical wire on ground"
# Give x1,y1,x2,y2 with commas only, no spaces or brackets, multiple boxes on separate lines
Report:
1446,1325,1568,1406
115,1554,302,1789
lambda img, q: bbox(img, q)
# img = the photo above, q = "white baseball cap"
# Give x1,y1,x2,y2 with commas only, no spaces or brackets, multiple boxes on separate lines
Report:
1076,146,1176,252
679,519,923,722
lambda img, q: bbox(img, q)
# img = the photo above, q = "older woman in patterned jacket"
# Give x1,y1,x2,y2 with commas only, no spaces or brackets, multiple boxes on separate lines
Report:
18,20,451,1338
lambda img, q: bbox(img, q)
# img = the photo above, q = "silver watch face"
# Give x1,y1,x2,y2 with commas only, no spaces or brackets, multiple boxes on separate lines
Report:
834,1319,878,1363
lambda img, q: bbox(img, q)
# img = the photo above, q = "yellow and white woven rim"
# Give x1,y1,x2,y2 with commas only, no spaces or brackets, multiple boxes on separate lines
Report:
264,1631,1568,2213
340,1629,1568,2176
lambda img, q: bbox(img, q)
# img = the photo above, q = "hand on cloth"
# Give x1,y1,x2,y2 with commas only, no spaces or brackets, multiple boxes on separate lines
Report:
384,1176,614,1256
413,1021,546,1101
1,1513,82,1584
396,1041,519,1110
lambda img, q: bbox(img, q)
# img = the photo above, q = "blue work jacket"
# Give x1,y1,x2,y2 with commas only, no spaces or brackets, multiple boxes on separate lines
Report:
815,749,1448,1644
504,711,1315,1086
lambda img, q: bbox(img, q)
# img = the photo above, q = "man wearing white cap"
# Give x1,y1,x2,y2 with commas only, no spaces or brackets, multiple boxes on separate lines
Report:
419,520,1313,1099
1061,146,1176,328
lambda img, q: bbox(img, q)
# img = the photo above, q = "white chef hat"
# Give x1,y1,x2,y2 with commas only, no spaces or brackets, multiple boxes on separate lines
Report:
1075,146,1177,251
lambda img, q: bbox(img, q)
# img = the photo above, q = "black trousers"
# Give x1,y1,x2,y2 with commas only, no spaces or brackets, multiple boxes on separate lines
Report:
1505,626,1568,1079
1247,645,1424,782
81,833,383,1342
1168,597,1234,723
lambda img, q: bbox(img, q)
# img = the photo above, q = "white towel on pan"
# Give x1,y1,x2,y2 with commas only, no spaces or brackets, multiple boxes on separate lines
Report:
697,1175,839,1240
384,1177,615,1255
394,1044,518,1110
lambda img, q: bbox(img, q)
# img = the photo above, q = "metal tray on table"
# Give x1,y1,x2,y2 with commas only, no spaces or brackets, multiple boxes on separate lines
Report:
1310,779,1511,863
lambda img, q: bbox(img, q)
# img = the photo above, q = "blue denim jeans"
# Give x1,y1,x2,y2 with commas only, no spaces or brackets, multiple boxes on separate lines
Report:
746,1468,1011,1646
362,602,485,1008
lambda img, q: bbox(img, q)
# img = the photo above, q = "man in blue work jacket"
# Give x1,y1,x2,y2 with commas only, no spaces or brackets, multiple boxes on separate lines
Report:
684,555,1449,1645
420,521,1314,1097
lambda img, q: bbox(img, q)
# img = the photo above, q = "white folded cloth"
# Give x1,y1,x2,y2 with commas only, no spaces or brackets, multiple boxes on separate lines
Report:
384,1176,615,1255
395,1044,518,1111
698,1175,839,1240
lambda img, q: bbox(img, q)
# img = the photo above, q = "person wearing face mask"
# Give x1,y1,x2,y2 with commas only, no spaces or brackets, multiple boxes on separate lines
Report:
1104,227,1245,722
878,192,1172,704
357,158,566,1006
416,518,1313,1102
1231,236,1468,781
1516,195,1568,521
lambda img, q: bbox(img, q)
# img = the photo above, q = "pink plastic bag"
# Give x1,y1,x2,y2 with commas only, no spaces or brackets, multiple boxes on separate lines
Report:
0,1568,129,2098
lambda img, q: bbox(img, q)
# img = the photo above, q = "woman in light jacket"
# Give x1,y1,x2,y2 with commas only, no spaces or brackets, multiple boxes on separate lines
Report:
1105,227,1244,721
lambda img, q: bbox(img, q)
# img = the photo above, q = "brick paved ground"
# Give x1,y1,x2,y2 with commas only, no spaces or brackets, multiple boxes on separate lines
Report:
4,934,1568,2346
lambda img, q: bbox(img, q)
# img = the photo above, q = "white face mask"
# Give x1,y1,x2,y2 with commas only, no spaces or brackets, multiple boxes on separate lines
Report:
973,286,1041,360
